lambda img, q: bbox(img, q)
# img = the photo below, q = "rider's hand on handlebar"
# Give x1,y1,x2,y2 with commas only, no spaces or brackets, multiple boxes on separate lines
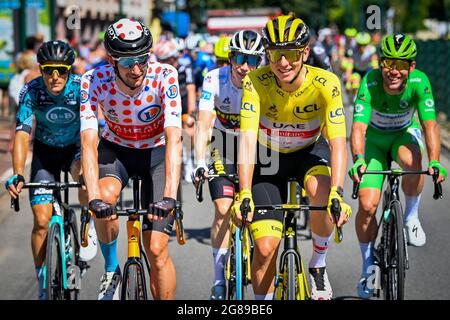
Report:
89,199,115,219
428,160,447,184
5,174,25,199
232,189,254,226
148,197,176,221
328,186,352,227
191,160,209,187
348,158,367,183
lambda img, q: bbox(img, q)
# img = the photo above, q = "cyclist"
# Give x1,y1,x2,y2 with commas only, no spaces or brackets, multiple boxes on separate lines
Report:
344,32,378,100
233,15,352,300
214,35,232,68
193,30,265,300
80,18,182,300
348,33,447,299
5,40,96,300
153,39,197,182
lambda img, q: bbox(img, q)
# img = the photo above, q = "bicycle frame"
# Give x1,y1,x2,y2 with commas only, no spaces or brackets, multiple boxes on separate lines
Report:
352,168,443,300
12,171,83,297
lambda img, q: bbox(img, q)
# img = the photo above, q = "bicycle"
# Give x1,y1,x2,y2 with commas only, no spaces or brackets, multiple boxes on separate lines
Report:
352,168,443,300
250,178,343,300
11,170,85,300
194,170,252,300
80,175,186,300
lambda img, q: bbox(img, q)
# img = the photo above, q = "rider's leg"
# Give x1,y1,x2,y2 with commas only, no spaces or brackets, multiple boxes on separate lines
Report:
393,128,426,246
70,159,88,207
211,198,232,287
250,180,283,300
141,150,177,299
143,230,176,299
305,172,333,268
96,177,121,272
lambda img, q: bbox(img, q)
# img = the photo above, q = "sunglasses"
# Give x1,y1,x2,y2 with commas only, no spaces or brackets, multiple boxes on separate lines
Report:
267,49,304,64
381,58,411,71
113,53,150,69
231,53,261,68
40,64,71,76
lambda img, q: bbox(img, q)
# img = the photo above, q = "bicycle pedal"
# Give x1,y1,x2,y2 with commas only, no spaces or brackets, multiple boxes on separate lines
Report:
66,265,81,290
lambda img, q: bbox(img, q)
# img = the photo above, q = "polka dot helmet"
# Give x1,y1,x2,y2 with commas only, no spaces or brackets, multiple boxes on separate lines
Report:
104,18,153,58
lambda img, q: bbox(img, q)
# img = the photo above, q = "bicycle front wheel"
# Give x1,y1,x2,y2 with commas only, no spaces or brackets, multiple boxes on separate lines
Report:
286,254,298,300
122,263,147,300
46,223,64,300
386,201,406,300
64,208,80,300
235,227,244,300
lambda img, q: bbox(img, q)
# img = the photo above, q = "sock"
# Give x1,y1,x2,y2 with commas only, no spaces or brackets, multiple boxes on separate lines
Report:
99,239,119,273
309,232,332,268
213,248,228,286
255,292,274,300
404,194,421,223
35,266,46,298
359,242,375,275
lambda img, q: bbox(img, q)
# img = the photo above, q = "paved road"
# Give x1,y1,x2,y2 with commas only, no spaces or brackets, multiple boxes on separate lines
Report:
0,110,449,300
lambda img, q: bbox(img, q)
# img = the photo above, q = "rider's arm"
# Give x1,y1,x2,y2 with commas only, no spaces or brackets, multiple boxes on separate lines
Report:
81,129,100,201
162,65,183,199
196,69,218,166
79,69,101,201
350,122,368,162
323,73,347,189
239,75,260,191
415,71,440,162
164,126,182,199
195,110,215,167
13,85,34,176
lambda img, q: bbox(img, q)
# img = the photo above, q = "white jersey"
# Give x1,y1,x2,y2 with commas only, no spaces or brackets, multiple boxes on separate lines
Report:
352,45,376,72
80,62,182,149
198,66,241,133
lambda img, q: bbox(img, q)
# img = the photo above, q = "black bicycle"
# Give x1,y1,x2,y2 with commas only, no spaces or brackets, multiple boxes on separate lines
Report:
11,170,86,300
81,175,185,300
352,168,442,300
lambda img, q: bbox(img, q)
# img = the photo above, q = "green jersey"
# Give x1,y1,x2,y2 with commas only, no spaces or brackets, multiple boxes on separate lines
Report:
353,69,436,132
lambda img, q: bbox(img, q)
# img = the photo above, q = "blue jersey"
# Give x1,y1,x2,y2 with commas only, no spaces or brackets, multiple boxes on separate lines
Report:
16,74,81,148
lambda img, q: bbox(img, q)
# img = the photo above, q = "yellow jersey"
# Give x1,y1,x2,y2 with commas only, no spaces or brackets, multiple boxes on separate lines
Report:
240,65,346,153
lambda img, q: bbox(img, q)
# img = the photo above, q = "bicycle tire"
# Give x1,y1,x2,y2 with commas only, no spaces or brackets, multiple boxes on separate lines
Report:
386,201,406,300
286,254,298,300
122,263,146,300
235,227,244,300
227,235,236,300
45,223,64,300
64,208,80,300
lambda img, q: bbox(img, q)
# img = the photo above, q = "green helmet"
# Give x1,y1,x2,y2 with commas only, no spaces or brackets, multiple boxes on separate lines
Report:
344,27,357,38
380,33,417,60
356,32,371,45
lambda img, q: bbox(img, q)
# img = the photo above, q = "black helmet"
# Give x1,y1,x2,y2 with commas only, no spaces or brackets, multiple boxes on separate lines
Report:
104,18,153,58
37,40,75,65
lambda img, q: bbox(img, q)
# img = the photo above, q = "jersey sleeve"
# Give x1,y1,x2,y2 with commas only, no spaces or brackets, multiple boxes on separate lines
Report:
415,72,436,122
162,65,182,128
198,70,217,113
15,84,34,134
240,74,261,134
323,73,346,139
80,69,99,132
352,73,373,125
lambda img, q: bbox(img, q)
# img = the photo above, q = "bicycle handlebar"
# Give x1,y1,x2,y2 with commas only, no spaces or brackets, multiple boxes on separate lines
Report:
351,169,443,200
10,181,84,212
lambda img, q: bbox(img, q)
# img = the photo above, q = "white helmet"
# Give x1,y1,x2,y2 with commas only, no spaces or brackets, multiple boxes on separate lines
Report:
153,40,178,60
229,30,265,56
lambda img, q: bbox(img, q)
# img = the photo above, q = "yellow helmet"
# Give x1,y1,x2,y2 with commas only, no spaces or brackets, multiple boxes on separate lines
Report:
214,35,231,60
262,15,310,50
